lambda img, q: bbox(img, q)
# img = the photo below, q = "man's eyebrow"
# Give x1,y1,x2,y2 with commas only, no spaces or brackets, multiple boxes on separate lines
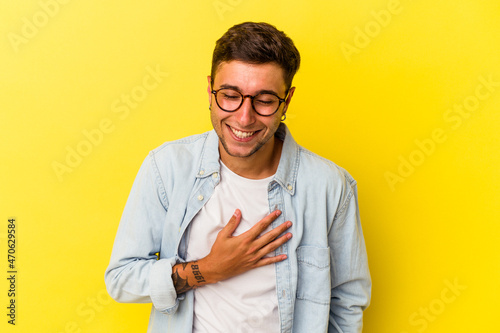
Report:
217,84,281,96
219,84,241,91
257,89,281,96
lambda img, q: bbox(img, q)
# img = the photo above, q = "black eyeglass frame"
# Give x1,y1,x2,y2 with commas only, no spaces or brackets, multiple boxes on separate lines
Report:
211,88,289,116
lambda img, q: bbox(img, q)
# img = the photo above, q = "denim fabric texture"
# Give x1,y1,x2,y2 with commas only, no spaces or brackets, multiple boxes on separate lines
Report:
105,123,371,333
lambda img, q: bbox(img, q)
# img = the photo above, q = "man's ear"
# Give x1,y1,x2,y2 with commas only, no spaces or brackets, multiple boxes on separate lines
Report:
207,76,212,105
283,86,296,112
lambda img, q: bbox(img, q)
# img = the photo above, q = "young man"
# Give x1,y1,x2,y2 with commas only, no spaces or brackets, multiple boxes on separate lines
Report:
105,22,371,332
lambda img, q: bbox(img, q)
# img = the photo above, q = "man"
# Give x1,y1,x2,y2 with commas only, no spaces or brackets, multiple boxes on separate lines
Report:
105,22,371,332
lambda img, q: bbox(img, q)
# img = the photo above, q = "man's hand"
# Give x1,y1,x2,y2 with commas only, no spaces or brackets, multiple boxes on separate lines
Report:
172,209,292,294
203,209,292,282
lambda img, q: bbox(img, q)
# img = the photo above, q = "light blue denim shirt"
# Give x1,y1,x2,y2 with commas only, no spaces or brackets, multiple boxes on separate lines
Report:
105,123,371,333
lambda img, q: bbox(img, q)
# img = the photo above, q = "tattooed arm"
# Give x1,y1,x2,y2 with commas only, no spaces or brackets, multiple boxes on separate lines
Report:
172,209,292,294
172,261,208,294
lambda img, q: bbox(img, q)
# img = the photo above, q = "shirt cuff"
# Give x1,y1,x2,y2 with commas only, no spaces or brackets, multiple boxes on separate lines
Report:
150,257,181,314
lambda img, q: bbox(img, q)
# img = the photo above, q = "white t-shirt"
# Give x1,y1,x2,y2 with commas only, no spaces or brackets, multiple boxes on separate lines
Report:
185,162,279,333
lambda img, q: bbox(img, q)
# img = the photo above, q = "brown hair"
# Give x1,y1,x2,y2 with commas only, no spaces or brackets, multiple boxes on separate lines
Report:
211,22,301,90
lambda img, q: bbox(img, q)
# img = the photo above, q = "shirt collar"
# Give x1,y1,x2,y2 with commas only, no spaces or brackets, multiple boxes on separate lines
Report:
196,129,221,179
273,123,299,195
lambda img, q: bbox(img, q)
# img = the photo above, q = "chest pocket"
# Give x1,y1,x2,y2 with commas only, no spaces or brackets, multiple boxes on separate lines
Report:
296,246,331,304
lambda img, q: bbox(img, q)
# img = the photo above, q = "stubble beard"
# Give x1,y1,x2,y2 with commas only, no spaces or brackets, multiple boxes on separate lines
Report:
218,134,267,158
211,105,282,159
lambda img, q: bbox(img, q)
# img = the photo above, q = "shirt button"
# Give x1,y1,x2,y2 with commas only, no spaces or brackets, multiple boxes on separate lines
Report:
212,172,218,179
199,170,205,176
287,184,293,191
197,195,204,201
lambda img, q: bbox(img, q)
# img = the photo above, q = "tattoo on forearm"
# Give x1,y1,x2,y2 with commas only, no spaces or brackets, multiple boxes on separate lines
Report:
172,261,206,294
191,264,206,283
172,268,192,294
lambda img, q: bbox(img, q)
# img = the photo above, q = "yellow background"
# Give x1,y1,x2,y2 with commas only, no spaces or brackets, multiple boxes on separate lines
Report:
1,0,499,332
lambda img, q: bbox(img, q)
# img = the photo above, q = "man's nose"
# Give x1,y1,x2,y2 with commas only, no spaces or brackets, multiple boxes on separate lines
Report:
236,96,257,125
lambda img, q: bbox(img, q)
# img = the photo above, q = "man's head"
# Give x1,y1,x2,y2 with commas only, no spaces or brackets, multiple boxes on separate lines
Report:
208,22,301,170
210,22,300,91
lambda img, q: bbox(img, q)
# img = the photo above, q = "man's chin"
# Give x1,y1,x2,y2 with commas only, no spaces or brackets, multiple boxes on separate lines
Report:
220,141,262,159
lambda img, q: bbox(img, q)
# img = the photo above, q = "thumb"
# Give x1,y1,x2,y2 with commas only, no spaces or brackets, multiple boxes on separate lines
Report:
222,209,241,237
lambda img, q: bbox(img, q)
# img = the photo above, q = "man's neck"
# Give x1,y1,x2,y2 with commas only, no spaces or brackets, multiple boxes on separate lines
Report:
219,137,283,180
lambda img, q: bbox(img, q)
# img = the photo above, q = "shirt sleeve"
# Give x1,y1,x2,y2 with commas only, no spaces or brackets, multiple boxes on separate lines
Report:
104,152,182,314
328,177,372,333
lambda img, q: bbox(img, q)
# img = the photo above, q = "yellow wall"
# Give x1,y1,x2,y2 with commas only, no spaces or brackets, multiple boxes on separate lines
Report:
1,1,499,332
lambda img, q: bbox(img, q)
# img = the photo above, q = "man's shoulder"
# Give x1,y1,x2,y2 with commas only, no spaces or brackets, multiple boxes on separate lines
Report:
145,130,217,176
296,145,356,188
152,131,212,156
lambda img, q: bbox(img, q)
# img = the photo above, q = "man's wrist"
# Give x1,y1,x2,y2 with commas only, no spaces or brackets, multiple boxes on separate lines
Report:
172,259,217,294
195,257,220,285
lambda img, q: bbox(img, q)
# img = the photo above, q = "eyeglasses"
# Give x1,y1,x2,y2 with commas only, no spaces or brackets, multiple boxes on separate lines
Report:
211,88,288,116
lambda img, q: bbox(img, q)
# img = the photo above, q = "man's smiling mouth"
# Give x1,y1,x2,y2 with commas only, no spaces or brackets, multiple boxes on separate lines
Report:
228,125,258,139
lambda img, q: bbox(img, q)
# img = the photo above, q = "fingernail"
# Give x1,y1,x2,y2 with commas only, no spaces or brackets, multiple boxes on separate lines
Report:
233,209,240,217
286,221,292,228
275,210,281,217
287,233,292,239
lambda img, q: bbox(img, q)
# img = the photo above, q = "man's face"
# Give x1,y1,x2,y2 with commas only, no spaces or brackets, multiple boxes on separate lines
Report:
208,60,294,160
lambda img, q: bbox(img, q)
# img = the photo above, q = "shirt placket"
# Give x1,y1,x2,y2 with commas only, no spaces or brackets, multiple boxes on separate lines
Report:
268,181,293,333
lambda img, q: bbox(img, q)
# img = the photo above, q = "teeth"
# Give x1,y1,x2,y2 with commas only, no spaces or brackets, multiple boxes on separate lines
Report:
230,127,255,139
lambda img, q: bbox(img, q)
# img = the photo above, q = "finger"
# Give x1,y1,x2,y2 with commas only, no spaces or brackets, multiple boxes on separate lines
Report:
256,232,292,259
254,253,288,268
245,210,281,239
256,220,292,246
221,209,241,237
